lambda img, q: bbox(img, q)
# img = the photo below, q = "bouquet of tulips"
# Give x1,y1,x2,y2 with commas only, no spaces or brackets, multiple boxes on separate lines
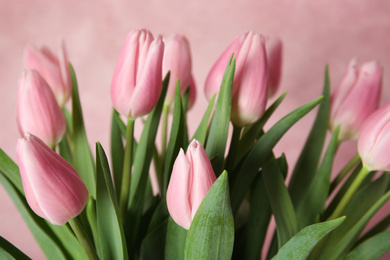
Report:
1,28,390,260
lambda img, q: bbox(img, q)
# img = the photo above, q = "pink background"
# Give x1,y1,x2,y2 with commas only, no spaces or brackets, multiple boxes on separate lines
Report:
1,1,390,259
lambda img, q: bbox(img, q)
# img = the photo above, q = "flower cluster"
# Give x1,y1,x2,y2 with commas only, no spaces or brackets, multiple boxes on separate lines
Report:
1,28,390,260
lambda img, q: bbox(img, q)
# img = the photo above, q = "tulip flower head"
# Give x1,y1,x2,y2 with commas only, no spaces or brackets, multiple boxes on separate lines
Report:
205,31,269,127
17,70,66,148
16,133,89,225
162,34,193,105
166,139,216,230
358,102,390,172
330,60,383,141
265,36,282,98
24,41,72,107
111,29,165,118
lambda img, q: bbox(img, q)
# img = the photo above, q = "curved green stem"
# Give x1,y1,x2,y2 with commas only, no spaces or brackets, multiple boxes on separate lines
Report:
119,118,135,221
329,153,360,194
68,218,98,260
329,166,370,219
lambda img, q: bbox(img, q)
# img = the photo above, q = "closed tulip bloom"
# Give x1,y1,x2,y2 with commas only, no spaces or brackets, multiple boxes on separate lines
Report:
166,139,216,230
330,60,382,141
265,36,282,98
358,102,390,171
162,34,193,105
17,133,88,225
230,33,269,126
24,41,72,107
111,29,164,118
17,70,66,148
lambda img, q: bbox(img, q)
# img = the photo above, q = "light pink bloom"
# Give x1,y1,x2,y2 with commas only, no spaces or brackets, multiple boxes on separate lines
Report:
162,34,193,105
358,102,390,171
166,139,216,230
205,32,269,126
16,133,88,225
24,41,71,107
111,29,164,118
17,70,66,148
265,36,282,98
330,60,383,140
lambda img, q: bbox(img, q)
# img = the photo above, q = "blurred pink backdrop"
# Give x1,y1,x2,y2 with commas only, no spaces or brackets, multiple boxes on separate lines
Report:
1,0,390,259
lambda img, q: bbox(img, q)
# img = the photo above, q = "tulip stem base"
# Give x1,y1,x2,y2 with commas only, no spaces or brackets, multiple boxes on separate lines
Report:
119,118,135,221
329,166,370,219
329,153,360,194
69,218,98,260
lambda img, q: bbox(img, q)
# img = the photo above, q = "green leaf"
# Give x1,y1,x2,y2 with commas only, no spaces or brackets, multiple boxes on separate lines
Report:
184,171,234,260
236,92,287,167
205,58,235,177
295,126,340,228
312,173,390,260
192,94,216,146
357,214,390,244
0,148,23,194
126,74,169,256
96,142,128,260
289,66,330,208
70,63,96,198
163,83,186,196
263,159,298,248
0,236,31,260
110,110,125,199
0,174,69,259
271,217,345,260
231,96,323,213
344,230,390,260
165,217,188,260
139,218,169,260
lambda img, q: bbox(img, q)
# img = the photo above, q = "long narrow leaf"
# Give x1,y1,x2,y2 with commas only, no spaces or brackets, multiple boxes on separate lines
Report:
344,230,390,260
192,94,216,146
110,110,125,199
96,142,128,260
70,63,96,198
0,149,23,194
231,96,323,213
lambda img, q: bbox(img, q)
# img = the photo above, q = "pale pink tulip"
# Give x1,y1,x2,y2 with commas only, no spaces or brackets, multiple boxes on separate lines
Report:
162,34,193,105
24,41,71,107
166,139,216,230
330,60,383,141
265,36,282,98
205,32,269,126
358,102,390,171
17,70,66,148
111,29,164,118
16,133,88,225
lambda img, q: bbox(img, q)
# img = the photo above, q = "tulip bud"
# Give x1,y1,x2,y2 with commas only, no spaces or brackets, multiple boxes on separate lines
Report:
330,60,383,141
16,133,88,225
17,70,66,148
358,102,390,171
23,41,72,107
111,29,165,118
205,32,269,127
265,36,282,98
166,139,216,229
162,34,193,105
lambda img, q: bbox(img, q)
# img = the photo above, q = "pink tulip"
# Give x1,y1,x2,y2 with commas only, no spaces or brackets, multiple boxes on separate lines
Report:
162,34,193,105
330,60,383,141
205,32,269,126
265,36,282,98
111,29,165,118
17,70,66,148
16,133,88,225
24,41,72,107
358,102,390,171
166,139,216,229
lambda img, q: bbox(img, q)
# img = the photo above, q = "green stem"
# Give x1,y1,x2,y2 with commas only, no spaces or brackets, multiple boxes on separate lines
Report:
329,153,360,194
225,125,242,174
68,218,98,260
119,118,135,221
160,104,170,191
329,166,370,219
